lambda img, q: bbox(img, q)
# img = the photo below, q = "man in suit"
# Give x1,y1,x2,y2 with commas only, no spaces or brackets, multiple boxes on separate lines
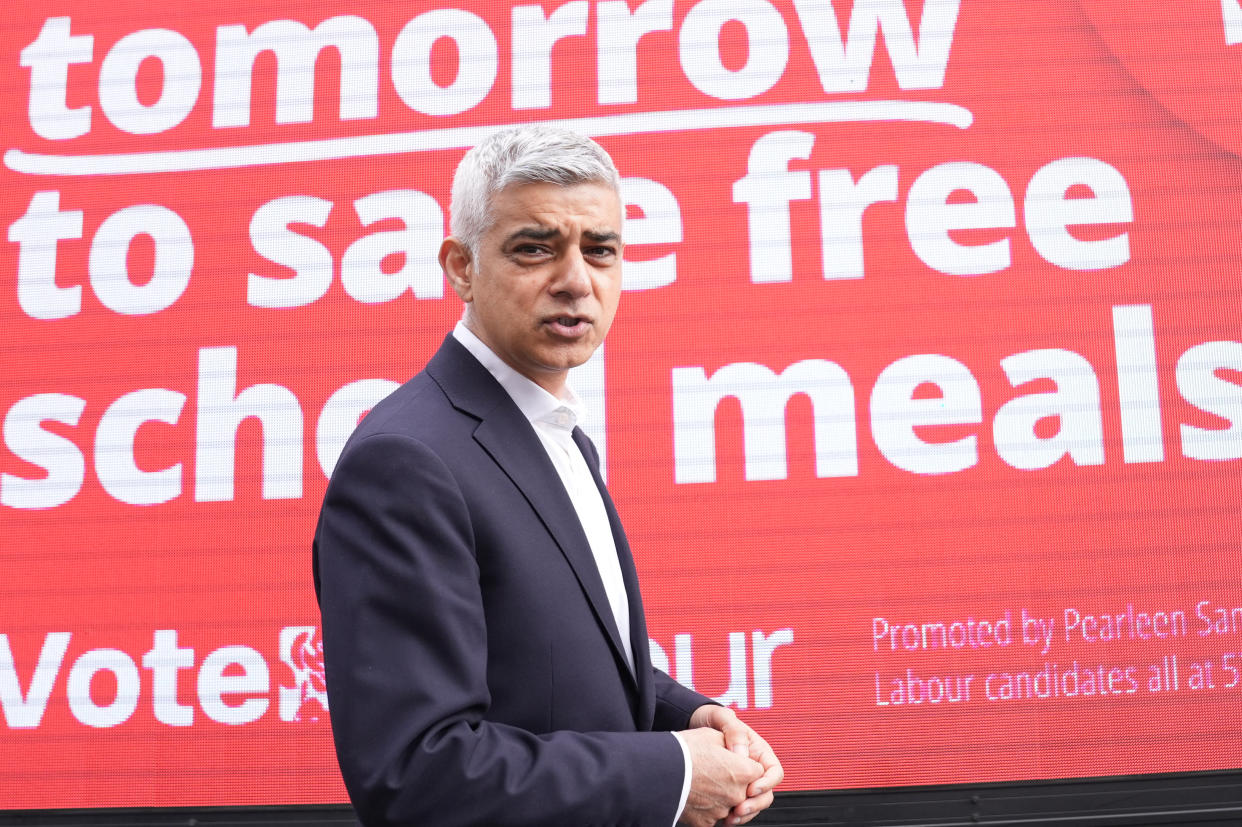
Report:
313,126,782,827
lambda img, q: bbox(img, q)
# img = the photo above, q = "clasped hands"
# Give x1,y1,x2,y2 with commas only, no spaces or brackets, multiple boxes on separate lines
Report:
677,705,783,827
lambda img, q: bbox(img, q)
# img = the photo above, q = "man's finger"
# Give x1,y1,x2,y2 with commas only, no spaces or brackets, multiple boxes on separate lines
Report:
747,772,776,798
745,741,782,796
729,790,774,825
749,759,783,796
714,710,752,756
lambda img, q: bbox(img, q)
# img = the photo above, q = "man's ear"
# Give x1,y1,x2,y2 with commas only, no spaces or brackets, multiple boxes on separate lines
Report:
440,237,473,302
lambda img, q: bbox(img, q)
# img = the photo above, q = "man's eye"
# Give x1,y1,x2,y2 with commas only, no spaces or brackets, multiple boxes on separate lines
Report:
587,246,617,258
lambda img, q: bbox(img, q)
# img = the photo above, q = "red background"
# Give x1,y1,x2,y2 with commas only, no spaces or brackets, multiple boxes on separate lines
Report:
2,0,1241,810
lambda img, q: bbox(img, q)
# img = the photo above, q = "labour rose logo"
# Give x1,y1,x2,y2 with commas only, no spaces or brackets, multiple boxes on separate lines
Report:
278,626,328,722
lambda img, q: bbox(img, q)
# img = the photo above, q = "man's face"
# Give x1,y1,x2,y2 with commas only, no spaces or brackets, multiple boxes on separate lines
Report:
443,180,624,395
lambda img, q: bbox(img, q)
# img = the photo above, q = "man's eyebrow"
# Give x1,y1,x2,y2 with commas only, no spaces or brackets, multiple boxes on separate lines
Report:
504,226,559,244
584,230,621,244
503,227,621,245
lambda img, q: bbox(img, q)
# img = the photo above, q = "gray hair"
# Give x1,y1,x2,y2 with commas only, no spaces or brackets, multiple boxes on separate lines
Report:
449,126,622,260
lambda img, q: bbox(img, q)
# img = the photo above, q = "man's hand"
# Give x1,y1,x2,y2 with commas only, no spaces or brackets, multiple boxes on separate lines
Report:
676,727,762,827
685,705,784,825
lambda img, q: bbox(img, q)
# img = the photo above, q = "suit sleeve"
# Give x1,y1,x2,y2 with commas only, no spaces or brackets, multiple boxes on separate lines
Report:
314,432,687,827
652,668,714,732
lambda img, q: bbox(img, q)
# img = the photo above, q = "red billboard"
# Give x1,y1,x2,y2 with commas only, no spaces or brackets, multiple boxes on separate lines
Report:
2,0,1241,810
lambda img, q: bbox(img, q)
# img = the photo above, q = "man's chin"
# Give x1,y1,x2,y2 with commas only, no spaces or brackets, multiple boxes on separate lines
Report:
537,343,599,374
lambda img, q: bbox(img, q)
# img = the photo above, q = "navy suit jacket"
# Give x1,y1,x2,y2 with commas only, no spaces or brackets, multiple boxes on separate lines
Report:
313,335,711,826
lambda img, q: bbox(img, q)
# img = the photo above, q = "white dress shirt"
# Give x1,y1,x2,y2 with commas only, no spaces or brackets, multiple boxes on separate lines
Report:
451,322,693,823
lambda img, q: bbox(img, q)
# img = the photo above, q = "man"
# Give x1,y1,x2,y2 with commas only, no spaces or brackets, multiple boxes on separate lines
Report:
313,126,782,827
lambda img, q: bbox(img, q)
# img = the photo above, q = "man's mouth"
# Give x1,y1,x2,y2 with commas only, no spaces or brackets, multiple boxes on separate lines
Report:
545,315,591,337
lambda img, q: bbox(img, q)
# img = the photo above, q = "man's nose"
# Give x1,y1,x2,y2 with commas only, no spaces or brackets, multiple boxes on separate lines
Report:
549,249,592,297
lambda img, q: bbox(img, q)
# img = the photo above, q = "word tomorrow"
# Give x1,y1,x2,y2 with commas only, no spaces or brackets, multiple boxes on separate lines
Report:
20,2,960,139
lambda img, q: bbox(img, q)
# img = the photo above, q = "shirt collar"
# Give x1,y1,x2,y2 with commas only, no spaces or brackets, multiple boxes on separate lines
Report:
452,320,586,432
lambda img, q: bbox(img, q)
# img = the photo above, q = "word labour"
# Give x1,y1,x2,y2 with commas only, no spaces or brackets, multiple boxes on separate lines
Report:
874,661,1141,707
1,627,792,728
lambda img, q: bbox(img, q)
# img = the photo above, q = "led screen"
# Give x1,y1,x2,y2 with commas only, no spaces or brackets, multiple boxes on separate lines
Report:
3,0,1242,810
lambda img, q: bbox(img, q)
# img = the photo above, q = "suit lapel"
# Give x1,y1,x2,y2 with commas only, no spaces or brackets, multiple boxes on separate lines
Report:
425,337,636,691
574,428,656,722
